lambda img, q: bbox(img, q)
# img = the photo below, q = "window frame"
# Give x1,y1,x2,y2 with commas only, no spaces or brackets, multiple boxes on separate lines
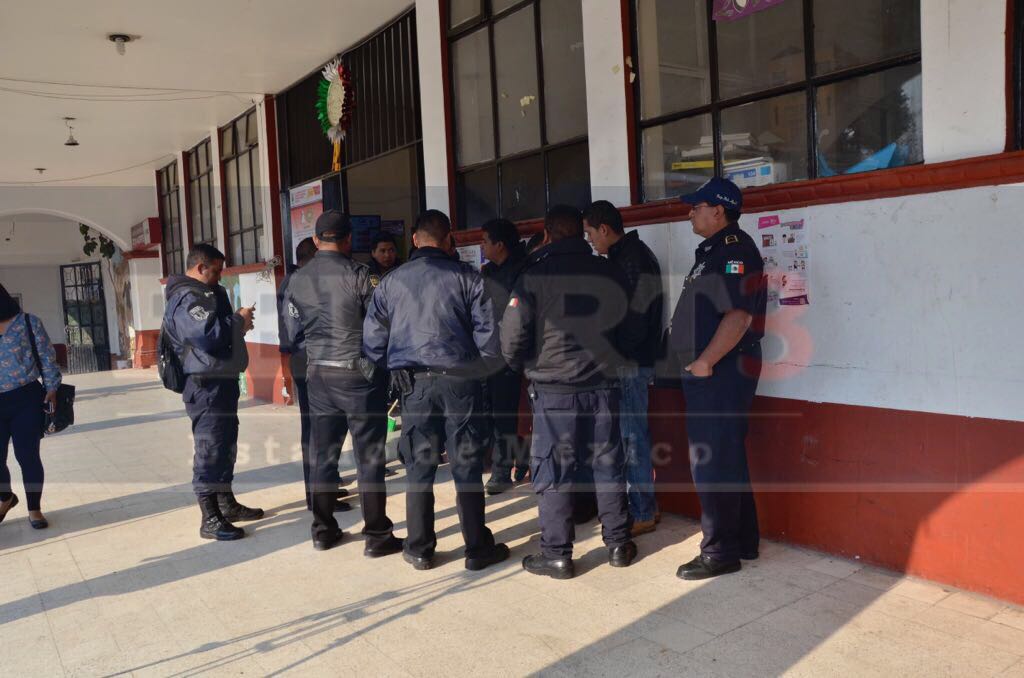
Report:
629,0,923,202
185,138,218,249
446,0,590,228
1012,0,1023,150
156,161,184,277
218,107,264,266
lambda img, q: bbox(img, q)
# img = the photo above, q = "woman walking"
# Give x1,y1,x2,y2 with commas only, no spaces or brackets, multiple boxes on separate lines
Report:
0,284,60,529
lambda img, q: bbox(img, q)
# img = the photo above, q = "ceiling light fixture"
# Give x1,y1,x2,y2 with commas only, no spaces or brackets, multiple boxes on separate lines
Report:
64,117,79,146
34,167,46,174
108,33,135,56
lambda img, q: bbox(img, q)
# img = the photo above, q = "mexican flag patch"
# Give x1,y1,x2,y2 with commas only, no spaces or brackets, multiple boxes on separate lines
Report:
725,261,744,274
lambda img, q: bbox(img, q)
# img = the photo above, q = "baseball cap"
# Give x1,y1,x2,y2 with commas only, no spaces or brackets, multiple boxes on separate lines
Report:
315,210,351,240
679,177,743,212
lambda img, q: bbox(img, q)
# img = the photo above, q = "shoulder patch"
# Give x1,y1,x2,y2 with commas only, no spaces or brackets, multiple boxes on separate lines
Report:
724,234,740,245
188,304,211,322
369,274,381,288
725,260,745,275
288,302,300,319
508,297,519,308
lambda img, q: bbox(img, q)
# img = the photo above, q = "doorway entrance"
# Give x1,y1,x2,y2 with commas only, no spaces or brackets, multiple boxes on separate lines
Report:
60,262,111,374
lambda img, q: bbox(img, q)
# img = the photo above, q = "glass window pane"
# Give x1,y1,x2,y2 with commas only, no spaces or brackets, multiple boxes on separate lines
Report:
452,29,496,166
641,114,714,202
457,166,499,229
238,152,254,229
500,153,545,221
225,160,240,233
221,128,234,158
449,0,482,29
815,63,923,176
716,0,804,100
494,7,541,156
814,0,920,74
190,182,202,239
721,92,808,188
242,228,258,264
251,151,263,226
541,0,587,143
229,234,243,265
246,111,259,146
637,0,710,119
492,0,521,14
547,141,591,209
203,176,216,243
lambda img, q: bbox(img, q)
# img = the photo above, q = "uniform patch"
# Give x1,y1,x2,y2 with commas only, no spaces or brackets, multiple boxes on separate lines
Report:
724,234,739,245
188,304,211,322
725,260,745,274
369,274,381,288
288,302,300,319
508,297,519,308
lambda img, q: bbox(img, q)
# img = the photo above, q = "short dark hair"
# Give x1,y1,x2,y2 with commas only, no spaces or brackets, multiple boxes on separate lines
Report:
372,234,397,251
526,232,545,253
413,209,451,245
0,284,21,322
544,204,583,242
583,200,624,235
295,237,317,266
725,208,742,223
186,244,226,270
481,218,519,251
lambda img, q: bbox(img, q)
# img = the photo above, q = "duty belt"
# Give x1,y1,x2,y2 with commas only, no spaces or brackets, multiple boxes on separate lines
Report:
309,359,357,369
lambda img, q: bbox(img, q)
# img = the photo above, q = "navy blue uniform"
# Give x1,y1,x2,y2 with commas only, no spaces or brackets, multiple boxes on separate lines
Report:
163,275,249,498
500,237,632,559
669,223,766,562
363,246,499,560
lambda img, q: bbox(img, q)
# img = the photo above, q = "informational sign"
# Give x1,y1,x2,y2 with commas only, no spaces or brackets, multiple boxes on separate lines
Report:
288,181,323,263
457,245,484,270
351,215,382,253
758,214,809,306
713,0,787,22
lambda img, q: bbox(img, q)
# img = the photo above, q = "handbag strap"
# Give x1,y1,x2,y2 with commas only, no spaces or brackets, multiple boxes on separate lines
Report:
23,314,45,381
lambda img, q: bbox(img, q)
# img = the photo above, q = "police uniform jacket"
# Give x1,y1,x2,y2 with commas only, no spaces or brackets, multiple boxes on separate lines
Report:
362,246,498,374
282,250,374,364
481,244,528,315
276,268,304,355
163,274,249,377
500,237,629,391
607,230,664,368
668,223,767,364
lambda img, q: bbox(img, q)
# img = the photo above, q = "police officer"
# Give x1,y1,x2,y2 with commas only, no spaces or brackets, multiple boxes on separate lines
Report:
367,233,402,280
668,177,766,580
363,209,509,572
583,200,665,537
283,211,403,554
480,218,529,495
277,236,352,514
163,244,263,541
501,205,636,580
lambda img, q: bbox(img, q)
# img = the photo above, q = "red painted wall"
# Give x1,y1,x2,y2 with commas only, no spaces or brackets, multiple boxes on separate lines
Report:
649,388,1024,604
243,341,288,405
132,330,159,369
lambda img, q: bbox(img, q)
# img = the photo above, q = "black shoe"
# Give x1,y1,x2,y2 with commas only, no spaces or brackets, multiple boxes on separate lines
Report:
741,551,759,561
365,536,404,558
522,554,575,580
384,467,398,477
335,500,353,513
676,554,741,581
513,466,528,483
485,474,513,496
0,493,19,525
198,496,244,541
403,551,434,571
338,488,350,498
217,492,264,522
465,543,510,571
313,530,345,552
609,541,638,568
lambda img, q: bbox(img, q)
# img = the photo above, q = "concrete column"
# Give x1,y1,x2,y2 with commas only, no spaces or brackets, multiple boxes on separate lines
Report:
416,0,452,212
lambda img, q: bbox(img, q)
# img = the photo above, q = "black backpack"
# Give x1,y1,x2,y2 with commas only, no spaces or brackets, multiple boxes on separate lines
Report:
157,324,187,394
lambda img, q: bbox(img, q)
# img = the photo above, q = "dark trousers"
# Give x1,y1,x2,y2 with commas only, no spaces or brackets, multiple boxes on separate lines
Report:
0,381,46,511
529,387,631,559
307,365,394,546
290,351,314,510
487,368,527,476
400,374,495,559
183,377,240,499
681,350,761,562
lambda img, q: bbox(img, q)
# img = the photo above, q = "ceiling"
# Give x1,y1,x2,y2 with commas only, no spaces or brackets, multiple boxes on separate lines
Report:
0,214,103,267
0,0,414,187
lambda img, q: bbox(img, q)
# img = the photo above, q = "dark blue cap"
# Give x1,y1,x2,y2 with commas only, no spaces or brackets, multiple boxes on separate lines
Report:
679,177,743,212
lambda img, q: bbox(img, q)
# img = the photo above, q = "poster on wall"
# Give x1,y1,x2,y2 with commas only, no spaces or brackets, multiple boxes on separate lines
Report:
713,0,787,22
351,215,382,253
758,214,810,306
288,181,323,263
457,245,484,270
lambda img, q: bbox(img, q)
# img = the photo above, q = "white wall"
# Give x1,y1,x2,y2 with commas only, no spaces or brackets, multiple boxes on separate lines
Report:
416,0,451,211
633,182,1024,423
129,257,165,332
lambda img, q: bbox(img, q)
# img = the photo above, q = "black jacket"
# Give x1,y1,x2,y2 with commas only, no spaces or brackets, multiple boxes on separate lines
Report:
500,237,629,391
163,275,248,377
362,246,498,375
282,250,375,364
276,269,303,355
607,230,665,368
481,245,528,322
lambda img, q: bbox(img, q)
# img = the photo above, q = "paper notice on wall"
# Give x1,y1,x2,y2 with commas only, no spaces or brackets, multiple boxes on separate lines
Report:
288,180,323,264
457,245,484,270
758,214,809,306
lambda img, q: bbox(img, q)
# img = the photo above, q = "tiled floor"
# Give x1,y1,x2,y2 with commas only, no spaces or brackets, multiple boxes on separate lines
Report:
1,369,1022,677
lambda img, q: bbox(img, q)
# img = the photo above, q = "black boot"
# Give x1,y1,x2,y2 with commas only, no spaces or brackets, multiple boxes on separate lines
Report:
522,553,575,579
198,496,244,541
218,492,264,522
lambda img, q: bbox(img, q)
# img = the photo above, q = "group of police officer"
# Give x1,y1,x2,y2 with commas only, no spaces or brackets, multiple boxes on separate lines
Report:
163,175,766,581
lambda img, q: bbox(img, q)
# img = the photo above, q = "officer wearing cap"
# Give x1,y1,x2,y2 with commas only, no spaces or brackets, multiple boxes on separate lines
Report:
163,244,263,541
501,205,636,580
363,209,510,572
668,177,767,580
283,210,403,555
